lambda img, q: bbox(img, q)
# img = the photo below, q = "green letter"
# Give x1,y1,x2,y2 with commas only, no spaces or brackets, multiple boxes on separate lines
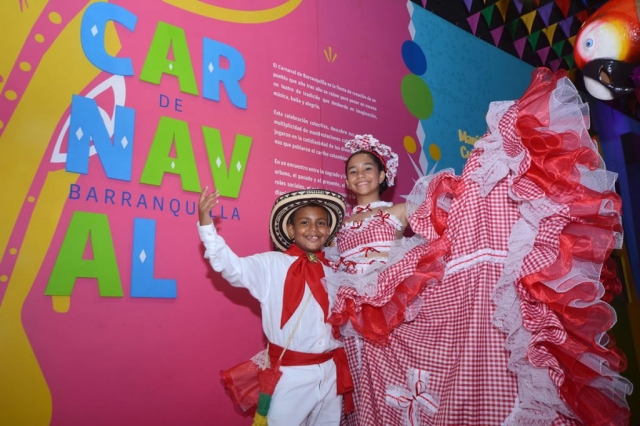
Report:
203,127,252,198
139,21,198,95
45,211,123,297
140,116,201,192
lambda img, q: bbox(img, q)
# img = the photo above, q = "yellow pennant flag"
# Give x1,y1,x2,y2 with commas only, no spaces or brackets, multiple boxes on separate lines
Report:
542,23,558,44
496,0,510,21
568,35,576,46
521,10,537,34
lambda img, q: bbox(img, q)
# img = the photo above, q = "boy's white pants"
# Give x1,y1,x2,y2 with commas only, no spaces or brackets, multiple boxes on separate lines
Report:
267,358,342,425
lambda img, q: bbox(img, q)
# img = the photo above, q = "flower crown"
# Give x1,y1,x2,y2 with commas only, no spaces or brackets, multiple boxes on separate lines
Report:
345,134,399,187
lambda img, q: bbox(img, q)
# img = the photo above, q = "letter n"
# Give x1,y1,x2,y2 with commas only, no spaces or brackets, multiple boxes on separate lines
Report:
66,94,135,181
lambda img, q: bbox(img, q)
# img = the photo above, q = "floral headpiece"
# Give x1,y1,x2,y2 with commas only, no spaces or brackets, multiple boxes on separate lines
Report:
345,134,399,187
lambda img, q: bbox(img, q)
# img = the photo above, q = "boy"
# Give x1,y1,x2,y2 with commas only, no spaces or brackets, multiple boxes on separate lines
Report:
197,187,352,425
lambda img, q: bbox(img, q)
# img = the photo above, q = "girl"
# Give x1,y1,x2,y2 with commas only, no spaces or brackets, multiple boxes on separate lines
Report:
328,68,631,425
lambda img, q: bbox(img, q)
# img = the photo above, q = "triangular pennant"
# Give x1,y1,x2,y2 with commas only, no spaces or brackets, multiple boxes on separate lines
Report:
542,23,558,44
567,68,577,82
528,30,541,50
423,0,428,7
568,35,576,46
538,3,554,26
558,16,574,37
549,58,562,72
513,0,523,13
491,26,505,45
467,11,482,34
535,0,541,5
564,54,575,69
552,40,566,57
463,0,473,12
576,10,588,23
537,46,551,64
521,10,537,34
555,0,571,17
495,0,510,21
507,19,520,39
514,37,527,58
481,4,496,26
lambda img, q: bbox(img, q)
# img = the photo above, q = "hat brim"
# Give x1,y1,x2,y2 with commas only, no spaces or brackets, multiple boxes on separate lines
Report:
270,189,346,252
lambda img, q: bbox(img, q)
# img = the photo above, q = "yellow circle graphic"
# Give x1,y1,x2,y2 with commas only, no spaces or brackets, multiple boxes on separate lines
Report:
9,248,18,255
20,62,32,72
162,0,303,23
0,275,8,282
404,136,416,154
5,91,17,101
49,12,62,24
429,144,441,161
35,34,45,43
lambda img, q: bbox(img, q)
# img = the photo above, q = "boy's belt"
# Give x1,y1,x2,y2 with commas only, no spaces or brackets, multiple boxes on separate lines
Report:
268,342,354,412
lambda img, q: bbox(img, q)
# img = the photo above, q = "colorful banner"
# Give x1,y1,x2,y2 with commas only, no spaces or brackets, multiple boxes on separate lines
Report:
0,1,536,424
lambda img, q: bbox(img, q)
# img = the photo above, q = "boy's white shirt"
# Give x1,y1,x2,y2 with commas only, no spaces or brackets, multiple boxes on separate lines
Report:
198,222,341,354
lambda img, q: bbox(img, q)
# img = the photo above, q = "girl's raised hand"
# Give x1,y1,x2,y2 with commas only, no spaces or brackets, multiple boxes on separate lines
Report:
199,186,219,225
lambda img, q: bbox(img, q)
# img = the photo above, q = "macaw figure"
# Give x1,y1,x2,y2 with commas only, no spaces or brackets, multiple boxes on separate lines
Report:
574,0,640,100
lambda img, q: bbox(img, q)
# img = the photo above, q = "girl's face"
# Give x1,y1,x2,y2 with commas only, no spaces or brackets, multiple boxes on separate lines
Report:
345,153,385,196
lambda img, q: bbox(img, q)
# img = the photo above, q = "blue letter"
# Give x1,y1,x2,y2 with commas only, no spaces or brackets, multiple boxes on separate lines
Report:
81,3,138,76
131,218,177,298
66,95,135,181
202,37,247,109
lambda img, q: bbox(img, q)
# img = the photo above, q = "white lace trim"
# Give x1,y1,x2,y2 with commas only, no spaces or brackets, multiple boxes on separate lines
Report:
352,200,393,214
444,248,508,275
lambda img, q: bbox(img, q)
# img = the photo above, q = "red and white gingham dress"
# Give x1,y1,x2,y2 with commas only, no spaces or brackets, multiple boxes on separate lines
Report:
329,68,632,425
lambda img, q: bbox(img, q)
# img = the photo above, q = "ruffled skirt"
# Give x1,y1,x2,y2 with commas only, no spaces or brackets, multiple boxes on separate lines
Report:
329,68,632,425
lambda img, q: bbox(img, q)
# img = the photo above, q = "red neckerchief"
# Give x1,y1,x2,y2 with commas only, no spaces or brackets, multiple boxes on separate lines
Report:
281,245,330,329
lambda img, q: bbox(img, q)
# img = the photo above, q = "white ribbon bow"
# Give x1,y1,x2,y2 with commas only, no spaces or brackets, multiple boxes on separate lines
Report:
385,368,439,426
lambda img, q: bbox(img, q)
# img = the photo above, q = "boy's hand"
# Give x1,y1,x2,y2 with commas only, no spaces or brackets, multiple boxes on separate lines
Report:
199,186,219,226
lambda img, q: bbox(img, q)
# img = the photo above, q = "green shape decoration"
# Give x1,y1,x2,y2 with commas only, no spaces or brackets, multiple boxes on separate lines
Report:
481,5,495,27
45,211,123,297
140,21,199,95
506,19,520,39
401,74,433,120
552,40,566,58
140,116,202,192
203,127,252,198
528,31,541,50
564,54,575,69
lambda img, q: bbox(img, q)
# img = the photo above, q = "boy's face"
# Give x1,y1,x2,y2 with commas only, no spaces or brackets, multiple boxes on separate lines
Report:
286,205,330,252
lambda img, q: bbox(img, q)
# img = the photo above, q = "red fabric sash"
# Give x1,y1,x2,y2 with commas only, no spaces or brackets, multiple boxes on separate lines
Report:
268,342,354,413
281,245,330,328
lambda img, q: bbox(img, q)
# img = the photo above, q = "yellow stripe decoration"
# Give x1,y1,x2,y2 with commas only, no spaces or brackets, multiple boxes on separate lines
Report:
0,169,77,426
0,0,49,94
521,10,537,34
0,1,119,262
0,1,118,425
542,23,557,44
162,0,303,24
568,35,576,46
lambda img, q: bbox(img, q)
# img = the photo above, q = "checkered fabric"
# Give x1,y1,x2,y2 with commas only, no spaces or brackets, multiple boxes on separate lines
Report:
336,69,631,425
341,148,522,425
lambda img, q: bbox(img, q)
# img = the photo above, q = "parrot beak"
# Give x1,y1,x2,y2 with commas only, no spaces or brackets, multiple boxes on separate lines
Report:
582,58,636,100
